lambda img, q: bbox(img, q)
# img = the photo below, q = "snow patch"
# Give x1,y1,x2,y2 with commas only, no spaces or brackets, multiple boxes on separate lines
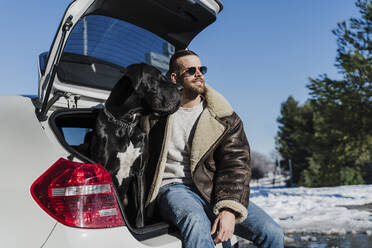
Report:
251,184,372,234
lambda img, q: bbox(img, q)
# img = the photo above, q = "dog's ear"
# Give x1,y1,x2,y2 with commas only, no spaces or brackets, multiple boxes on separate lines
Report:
105,63,147,110
105,75,134,110
124,63,145,91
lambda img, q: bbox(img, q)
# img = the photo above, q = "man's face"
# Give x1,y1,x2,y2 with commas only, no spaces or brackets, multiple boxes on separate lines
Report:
171,55,206,97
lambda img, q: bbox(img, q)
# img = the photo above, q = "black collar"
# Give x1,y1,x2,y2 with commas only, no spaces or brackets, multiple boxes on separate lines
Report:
103,107,138,129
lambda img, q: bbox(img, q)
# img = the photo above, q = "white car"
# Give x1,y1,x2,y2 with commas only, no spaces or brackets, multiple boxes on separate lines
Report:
0,0,240,247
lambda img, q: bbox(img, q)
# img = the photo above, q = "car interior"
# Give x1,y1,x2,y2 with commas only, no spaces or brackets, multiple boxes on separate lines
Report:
49,108,176,241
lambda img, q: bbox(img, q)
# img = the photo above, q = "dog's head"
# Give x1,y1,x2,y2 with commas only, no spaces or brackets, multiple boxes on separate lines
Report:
106,63,183,117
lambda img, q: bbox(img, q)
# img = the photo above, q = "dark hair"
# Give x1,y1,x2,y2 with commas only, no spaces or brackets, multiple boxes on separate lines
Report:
167,49,199,76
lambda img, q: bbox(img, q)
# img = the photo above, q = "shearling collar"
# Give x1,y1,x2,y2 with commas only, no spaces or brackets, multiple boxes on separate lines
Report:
189,84,235,175
204,84,234,118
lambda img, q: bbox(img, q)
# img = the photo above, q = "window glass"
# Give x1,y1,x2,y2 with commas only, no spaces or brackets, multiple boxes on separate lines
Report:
58,15,174,90
62,127,92,146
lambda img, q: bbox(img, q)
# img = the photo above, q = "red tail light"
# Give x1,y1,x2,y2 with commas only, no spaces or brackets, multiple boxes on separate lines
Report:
31,158,125,228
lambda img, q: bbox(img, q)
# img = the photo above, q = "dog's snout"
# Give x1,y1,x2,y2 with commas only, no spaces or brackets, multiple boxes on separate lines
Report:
176,85,183,93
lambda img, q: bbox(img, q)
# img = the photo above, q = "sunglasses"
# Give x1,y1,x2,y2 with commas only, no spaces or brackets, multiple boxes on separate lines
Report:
180,66,208,77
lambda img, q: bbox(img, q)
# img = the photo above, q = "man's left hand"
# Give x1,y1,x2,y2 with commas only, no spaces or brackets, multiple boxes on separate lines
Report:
211,209,236,244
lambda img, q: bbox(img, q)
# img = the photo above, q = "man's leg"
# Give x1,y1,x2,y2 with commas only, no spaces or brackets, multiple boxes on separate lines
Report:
234,201,284,248
157,183,215,248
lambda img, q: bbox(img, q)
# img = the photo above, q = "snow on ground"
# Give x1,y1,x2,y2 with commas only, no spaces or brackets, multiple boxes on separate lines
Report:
250,183,372,235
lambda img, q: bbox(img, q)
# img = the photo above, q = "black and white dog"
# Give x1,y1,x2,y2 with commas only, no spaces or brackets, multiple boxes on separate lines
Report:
90,63,182,227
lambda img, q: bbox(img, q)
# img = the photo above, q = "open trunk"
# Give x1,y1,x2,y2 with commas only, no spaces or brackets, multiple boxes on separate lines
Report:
49,109,177,241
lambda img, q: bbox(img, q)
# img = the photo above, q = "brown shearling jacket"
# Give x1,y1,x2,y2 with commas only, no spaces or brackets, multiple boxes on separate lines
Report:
142,84,251,223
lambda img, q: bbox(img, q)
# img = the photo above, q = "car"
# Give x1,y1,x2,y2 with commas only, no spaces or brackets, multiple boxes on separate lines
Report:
0,0,240,247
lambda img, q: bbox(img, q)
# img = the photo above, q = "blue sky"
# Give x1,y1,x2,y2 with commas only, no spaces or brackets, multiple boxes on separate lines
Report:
0,1,359,158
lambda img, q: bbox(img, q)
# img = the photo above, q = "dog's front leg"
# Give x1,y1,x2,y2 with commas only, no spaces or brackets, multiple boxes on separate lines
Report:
118,177,131,207
131,154,147,228
130,131,147,228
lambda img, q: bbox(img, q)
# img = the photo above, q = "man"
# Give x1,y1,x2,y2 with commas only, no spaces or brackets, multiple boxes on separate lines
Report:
143,50,284,247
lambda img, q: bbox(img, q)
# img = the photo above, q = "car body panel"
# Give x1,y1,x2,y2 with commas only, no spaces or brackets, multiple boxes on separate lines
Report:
0,96,61,247
44,224,182,248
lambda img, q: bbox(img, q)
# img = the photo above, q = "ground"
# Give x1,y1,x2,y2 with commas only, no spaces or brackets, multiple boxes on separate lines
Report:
240,179,372,247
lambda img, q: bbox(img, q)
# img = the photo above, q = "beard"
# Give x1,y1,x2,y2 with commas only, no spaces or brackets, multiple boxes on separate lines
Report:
181,79,205,99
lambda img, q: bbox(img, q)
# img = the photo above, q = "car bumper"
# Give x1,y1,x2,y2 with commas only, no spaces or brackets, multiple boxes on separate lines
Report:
43,223,182,248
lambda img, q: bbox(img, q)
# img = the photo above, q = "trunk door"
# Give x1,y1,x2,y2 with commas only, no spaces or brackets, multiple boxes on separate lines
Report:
36,0,222,118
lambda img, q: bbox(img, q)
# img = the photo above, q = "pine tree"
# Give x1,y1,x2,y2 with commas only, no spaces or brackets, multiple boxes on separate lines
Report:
276,96,314,185
305,0,372,185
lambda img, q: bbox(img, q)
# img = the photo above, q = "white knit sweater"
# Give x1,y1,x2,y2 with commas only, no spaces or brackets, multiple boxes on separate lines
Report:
161,101,204,187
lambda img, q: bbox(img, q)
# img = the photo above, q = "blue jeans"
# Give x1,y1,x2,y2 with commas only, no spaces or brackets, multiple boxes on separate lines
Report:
157,183,284,248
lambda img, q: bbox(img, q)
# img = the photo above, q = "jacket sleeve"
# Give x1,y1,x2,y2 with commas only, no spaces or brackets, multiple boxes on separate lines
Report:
212,113,251,223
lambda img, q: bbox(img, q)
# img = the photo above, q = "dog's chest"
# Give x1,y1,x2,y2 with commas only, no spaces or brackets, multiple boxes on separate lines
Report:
115,141,142,186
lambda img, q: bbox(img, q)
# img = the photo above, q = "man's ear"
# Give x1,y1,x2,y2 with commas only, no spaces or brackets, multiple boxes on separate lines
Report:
170,72,178,84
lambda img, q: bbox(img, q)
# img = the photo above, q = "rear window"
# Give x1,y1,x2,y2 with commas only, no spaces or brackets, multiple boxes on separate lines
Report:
58,15,175,90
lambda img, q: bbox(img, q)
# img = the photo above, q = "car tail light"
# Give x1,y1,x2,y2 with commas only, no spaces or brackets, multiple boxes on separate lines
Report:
31,158,125,228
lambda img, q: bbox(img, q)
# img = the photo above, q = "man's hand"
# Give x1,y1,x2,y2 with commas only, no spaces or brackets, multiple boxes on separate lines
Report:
211,209,236,244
